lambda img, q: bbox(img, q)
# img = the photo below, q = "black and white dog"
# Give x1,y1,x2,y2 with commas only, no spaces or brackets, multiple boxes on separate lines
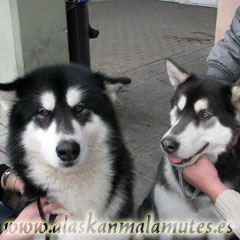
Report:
0,64,133,238
138,59,240,240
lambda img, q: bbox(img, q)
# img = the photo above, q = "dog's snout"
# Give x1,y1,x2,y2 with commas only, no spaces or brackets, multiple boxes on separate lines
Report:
56,141,80,162
161,138,179,154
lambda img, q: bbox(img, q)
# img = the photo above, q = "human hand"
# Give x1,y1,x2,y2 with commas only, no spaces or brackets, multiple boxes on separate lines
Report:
15,197,61,223
1,169,24,194
14,178,24,194
1,197,61,240
183,155,227,202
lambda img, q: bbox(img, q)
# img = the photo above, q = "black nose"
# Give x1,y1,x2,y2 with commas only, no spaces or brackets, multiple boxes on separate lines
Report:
161,138,179,154
56,141,80,161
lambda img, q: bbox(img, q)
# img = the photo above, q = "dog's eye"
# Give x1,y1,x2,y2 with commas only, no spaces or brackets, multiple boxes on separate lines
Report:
39,109,51,118
200,110,211,119
74,104,85,113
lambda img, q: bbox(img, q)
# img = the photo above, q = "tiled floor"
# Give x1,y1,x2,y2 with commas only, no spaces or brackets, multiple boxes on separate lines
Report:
89,0,216,209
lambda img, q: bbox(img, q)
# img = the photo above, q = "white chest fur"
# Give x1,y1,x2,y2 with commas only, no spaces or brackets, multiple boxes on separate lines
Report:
27,145,113,218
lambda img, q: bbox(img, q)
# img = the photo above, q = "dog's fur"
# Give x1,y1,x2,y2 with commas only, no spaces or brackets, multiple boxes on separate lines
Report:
138,59,240,240
0,64,134,238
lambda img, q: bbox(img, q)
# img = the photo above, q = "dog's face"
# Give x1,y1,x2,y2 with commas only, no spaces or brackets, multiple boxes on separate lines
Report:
161,59,240,167
0,64,130,172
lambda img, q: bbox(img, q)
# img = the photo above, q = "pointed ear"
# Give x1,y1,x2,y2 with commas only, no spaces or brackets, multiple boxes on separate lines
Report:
0,83,17,114
166,58,189,89
232,85,240,120
96,73,131,102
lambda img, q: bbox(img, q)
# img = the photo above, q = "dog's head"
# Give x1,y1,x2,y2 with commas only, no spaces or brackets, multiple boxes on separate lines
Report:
0,64,130,172
161,59,240,167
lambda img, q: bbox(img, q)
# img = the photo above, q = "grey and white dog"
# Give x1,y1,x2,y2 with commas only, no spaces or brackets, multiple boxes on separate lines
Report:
138,59,240,240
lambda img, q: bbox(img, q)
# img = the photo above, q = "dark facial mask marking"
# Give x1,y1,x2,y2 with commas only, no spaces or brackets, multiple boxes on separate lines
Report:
170,113,192,136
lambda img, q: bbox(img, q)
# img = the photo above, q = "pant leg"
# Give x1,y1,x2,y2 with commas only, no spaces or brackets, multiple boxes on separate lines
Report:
0,202,15,223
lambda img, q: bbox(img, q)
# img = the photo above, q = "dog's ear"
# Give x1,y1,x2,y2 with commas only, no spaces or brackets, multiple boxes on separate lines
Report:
166,58,189,89
96,73,131,102
0,83,17,114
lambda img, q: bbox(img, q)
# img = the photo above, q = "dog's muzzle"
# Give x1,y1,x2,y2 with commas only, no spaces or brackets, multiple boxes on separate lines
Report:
161,137,179,154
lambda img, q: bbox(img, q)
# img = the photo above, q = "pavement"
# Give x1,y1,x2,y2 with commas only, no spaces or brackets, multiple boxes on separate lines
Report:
89,0,217,210
0,0,217,211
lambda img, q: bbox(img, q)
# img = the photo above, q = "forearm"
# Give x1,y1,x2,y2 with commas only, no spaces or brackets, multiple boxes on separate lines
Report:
183,157,240,237
215,189,240,238
207,64,233,81
204,180,228,203
195,176,240,237
207,6,240,82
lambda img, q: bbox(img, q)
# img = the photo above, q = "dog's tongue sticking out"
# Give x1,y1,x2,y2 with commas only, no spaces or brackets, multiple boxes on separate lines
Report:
168,156,182,164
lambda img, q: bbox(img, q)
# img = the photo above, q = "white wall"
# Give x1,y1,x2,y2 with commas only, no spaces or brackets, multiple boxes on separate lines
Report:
17,0,69,73
159,0,217,7
180,0,217,7
0,0,23,83
0,0,69,83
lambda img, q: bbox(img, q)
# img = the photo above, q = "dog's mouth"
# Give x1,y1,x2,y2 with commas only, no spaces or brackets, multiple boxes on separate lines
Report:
61,160,78,168
168,143,209,165
63,162,75,168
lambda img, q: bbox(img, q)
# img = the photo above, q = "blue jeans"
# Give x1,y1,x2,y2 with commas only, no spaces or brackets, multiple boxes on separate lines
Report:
0,203,15,223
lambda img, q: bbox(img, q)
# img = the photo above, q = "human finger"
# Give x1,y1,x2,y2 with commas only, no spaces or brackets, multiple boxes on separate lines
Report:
43,202,61,213
55,214,66,222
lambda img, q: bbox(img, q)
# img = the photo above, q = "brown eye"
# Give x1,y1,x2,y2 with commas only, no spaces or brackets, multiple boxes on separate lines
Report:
74,104,84,113
39,109,51,117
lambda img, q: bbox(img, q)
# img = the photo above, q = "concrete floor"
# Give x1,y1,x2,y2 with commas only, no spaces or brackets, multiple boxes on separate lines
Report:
0,0,217,211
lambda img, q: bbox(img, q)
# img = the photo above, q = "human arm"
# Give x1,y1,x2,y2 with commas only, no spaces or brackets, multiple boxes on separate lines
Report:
0,197,61,240
183,155,240,238
0,165,24,197
207,6,240,82
182,155,227,203
1,166,61,240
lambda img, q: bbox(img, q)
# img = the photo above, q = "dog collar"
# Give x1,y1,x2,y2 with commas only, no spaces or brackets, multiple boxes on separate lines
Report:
37,197,57,240
178,168,200,201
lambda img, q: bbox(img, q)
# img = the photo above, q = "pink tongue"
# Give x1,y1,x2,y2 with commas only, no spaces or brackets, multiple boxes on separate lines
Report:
168,156,183,164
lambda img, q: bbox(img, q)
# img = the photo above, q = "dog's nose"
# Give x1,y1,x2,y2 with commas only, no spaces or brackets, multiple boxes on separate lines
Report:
56,141,80,161
161,138,179,154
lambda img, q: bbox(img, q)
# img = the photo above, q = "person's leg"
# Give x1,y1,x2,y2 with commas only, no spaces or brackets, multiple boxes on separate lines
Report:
0,203,15,223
